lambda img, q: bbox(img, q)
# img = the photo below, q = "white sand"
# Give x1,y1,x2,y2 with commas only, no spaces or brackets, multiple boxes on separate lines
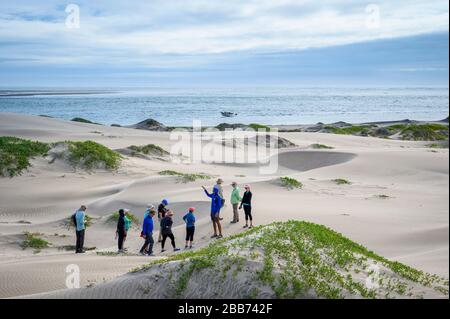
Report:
0,113,448,298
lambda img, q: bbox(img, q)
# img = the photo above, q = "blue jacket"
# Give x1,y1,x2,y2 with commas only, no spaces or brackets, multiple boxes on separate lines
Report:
75,210,85,231
183,212,196,228
204,187,222,214
142,215,154,235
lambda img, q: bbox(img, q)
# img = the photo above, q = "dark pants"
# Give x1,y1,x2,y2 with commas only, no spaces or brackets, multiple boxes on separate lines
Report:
162,233,176,249
244,205,253,221
140,232,154,255
118,231,125,250
186,226,195,242
75,229,85,253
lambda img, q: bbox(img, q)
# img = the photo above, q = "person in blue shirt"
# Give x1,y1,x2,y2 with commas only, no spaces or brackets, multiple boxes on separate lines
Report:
74,205,87,254
202,185,223,239
140,208,156,256
183,207,196,249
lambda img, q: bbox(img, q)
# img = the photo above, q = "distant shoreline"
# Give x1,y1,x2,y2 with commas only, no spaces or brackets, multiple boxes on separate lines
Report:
0,90,116,97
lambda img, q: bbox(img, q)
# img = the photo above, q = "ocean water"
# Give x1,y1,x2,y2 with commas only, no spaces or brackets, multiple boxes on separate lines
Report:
0,87,448,126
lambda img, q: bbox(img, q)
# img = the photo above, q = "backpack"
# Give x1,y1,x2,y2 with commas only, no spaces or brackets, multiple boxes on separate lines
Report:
71,213,77,227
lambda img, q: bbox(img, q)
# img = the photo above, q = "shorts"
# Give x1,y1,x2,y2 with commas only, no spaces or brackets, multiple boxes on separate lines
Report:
210,212,220,222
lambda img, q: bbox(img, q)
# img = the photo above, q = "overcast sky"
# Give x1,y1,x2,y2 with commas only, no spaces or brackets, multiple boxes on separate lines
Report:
0,0,448,87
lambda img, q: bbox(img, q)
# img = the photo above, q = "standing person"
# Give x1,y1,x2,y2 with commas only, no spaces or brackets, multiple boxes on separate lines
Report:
74,205,87,254
240,185,253,229
140,209,156,256
144,204,155,219
183,207,196,249
157,199,169,243
202,186,223,238
116,209,127,253
160,210,180,252
230,182,242,224
215,179,225,220
123,209,132,251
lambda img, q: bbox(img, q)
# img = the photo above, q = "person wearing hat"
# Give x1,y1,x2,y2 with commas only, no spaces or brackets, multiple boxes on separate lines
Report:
183,207,196,249
157,199,169,243
122,209,132,251
230,182,242,223
140,208,156,256
160,210,180,252
214,179,225,221
202,185,223,239
144,204,155,219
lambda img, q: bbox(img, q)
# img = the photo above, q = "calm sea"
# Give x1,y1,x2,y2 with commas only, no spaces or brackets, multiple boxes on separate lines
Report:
0,87,448,126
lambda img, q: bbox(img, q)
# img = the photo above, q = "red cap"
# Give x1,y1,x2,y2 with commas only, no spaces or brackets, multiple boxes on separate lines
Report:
189,207,195,212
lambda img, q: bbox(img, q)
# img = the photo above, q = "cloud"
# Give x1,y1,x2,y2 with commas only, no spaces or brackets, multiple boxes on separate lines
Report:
0,0,448,68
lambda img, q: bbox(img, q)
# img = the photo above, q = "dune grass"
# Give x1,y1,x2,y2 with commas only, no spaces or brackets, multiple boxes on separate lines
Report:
128,144,169,157
333,178,352,185
0,136,50,177
399,124,448,141
324,125,371,136
132,221,448,299
107,211,140,225
249,123,271,131
310,143,334,149
159,170,212,183
21,232,50,250
63,214,94,230
66,141,122,170
280,177,303,190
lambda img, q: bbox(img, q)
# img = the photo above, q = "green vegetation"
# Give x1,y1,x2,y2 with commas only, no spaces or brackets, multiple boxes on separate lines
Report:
159,170,212,183
132,221,448,299
63,214,94,230
0,137,50,177
71,117,100,125
21,232,50,250
324,125,371,136
249,123,271,131
279,177,303,190
398,124,448,141
310,143,334,149
427,143,448,149
128,144,169,157
66,141,122,170
107,211,140,226
333,178,352,185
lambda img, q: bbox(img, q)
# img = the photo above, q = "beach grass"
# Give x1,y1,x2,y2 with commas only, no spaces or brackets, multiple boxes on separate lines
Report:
128,144,169,157
132,220,448,299
21,232,50,250
311,143,334,149
280,177,303,190
107,211,140,225
159,170,212,183
66,141,122,170
333,178,352,185
0,136,50,177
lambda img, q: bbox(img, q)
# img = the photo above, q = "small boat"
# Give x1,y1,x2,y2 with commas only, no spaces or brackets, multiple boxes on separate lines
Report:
221,112,238,117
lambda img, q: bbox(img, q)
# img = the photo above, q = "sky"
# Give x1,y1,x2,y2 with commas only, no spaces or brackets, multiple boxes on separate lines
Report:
0,0,448,87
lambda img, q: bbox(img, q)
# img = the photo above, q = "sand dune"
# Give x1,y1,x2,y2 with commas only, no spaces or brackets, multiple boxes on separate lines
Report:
0,113,448,298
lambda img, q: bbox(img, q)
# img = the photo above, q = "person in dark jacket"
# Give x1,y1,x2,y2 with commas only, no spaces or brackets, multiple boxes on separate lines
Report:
157,199,169,243
183,207,196,249
140,209,156,256
116,209,127,253
202,185,223,238
240,185,253,229
160,210,180,252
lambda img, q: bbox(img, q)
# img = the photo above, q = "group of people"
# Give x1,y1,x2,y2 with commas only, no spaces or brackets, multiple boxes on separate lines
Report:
72,179,253,255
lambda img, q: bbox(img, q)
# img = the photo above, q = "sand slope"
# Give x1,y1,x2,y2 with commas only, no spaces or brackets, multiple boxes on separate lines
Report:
0,113,448,298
